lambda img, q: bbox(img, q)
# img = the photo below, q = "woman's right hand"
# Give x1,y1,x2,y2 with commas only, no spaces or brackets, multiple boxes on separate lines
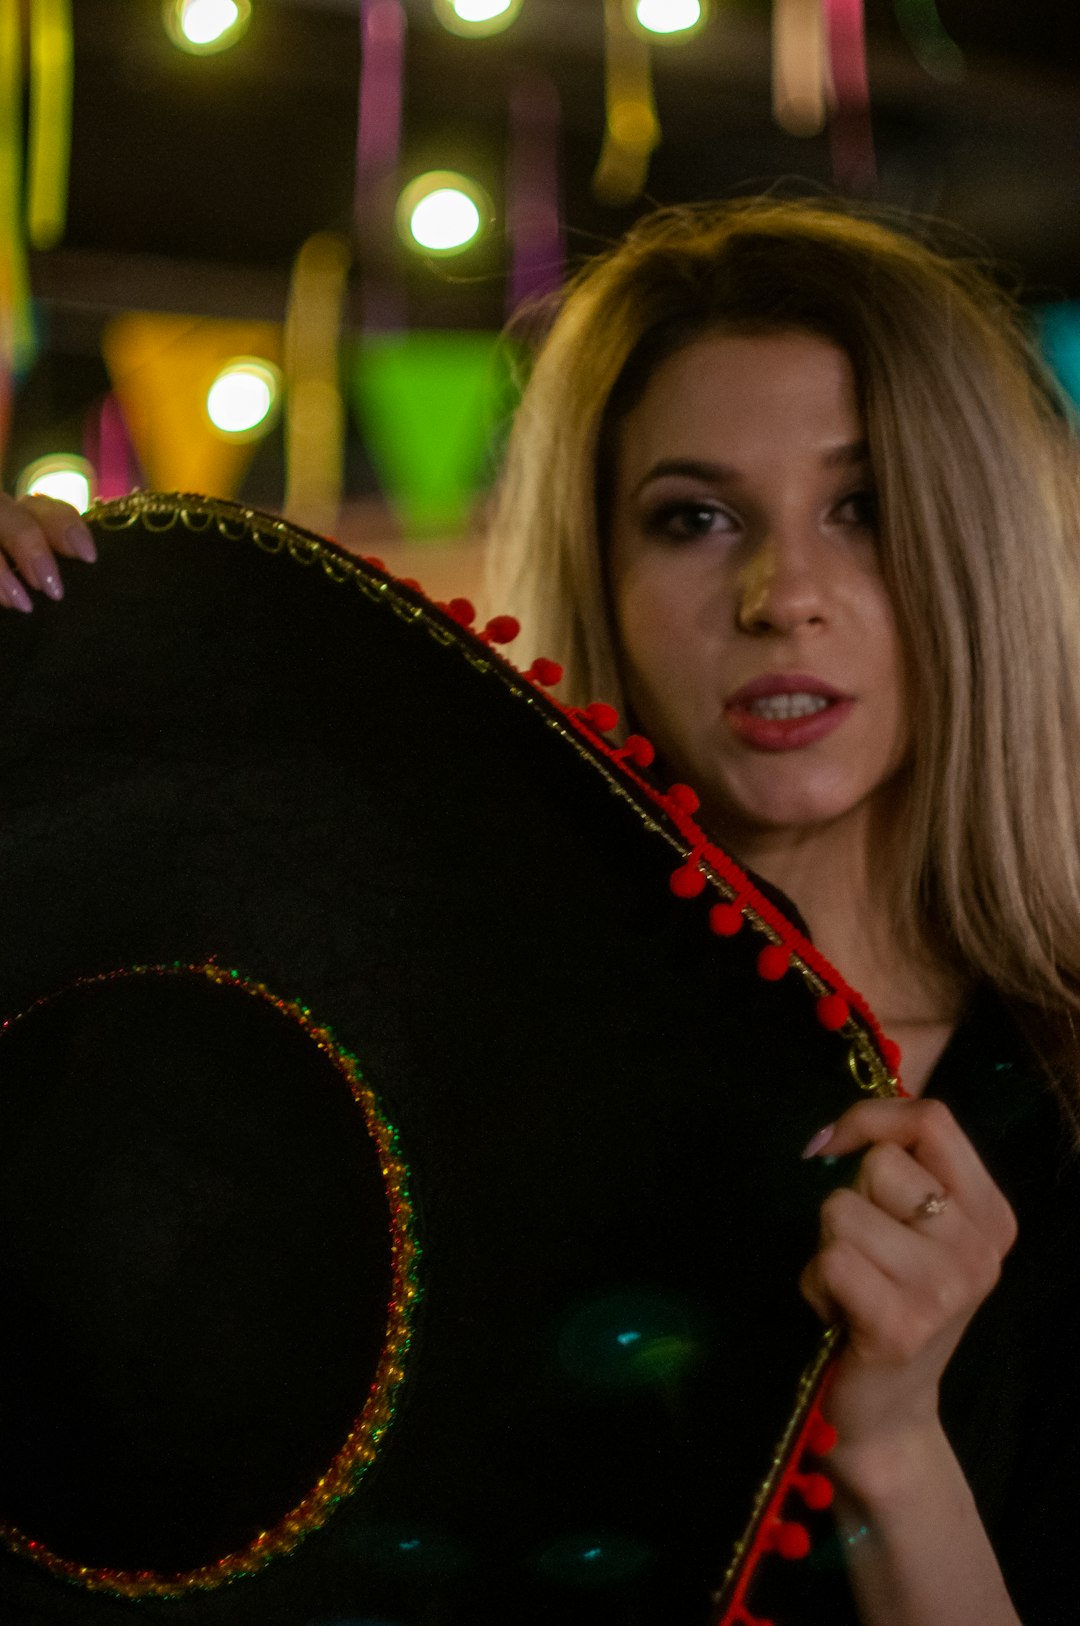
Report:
0,493,97,612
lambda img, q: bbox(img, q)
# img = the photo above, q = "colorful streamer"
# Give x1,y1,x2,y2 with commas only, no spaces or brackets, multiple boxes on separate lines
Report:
27,0,73,250
284,232,351,538
823,0,875,191
507,74,564,316
102,313,282,500
772,0,826,138
593,0,660,208
84,393,141,501
356,0,407,228
893,0,964,82
0,0,36,390
350,331,514,538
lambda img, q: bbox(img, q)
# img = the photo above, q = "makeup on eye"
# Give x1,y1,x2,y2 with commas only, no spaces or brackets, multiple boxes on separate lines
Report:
644,498,737,540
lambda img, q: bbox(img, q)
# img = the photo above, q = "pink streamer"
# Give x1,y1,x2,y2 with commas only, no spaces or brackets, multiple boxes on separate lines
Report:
86,393,139,500
507,74,564,315
823,0,876,190
356,0,406,202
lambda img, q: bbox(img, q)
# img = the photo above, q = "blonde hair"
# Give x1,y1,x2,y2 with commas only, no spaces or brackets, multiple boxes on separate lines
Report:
485,199,1080,1117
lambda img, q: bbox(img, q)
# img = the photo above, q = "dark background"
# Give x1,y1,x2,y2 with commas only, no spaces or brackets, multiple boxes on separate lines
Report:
10,0,1080,531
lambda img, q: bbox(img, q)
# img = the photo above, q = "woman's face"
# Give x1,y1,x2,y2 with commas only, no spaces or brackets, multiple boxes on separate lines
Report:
607,329,909,847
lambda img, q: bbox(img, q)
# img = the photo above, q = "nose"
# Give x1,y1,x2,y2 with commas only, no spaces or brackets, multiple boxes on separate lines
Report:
734,528,828,636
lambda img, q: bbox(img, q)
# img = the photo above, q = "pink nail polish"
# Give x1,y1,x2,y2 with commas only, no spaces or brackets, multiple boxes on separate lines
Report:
0,572,33,613
66,524,97,563
801,1124,836,1159
29,556,63,601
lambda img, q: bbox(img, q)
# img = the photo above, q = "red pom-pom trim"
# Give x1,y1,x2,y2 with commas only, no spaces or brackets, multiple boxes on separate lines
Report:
709,901,744,937
806,1415,838,1456
362,555,386,571
584,701,619,733
794,1471,834,1511
670,861,707,899
666,782,700,815
757,944,791,982
483,614,521,645
621,733,655,768
771,1521,810,1561
816,993,850,1032
398,577,422,592
881,1038,902,1075
445,597,477,627
525,657,563,687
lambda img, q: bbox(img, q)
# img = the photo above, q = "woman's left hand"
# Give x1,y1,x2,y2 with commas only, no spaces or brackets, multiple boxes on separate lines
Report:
799,1097,1018,1477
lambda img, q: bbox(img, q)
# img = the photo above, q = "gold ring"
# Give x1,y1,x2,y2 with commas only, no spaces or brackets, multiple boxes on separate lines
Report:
913,1191,949,1219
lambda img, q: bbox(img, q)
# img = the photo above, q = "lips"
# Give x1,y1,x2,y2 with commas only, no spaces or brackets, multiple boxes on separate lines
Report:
723,672,855,753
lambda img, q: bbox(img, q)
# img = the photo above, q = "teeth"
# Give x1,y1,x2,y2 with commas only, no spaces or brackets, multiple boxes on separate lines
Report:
746,693,831,721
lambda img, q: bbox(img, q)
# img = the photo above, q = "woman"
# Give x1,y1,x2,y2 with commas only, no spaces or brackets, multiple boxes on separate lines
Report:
3,198,1079,1624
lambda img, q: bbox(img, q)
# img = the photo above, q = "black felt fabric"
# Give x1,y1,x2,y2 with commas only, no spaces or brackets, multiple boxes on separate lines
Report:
0,503,887,1625
752,989,1080,1626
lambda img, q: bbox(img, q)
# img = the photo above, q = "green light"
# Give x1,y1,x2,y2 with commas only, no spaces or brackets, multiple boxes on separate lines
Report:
164,0,251,55
397,171,490,256
632,0,705,38
434,0,522,37
205,358,281,438
16,454,95,513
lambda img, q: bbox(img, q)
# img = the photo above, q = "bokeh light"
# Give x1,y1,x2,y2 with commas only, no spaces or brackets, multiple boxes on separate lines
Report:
433,0,522,38
557,1291,703,1389
16,454,95,514
164,0,251,55
396,172,490,255
631,0,706,38
205,358,281,437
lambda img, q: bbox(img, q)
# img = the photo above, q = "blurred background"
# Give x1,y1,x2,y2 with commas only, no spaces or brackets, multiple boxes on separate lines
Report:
2,0,1078,595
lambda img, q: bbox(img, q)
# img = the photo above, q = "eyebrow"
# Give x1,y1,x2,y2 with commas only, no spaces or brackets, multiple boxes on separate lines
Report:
631,440,871,496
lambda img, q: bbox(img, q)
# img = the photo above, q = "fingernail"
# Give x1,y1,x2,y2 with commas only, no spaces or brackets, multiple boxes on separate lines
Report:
0,571,33,613
28,556,63,600
801,1124,836,1159
65,524,97,563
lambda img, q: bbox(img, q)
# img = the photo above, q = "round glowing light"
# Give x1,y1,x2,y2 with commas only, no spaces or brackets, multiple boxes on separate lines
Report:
16,455,95,514
396,172,490,256
164,0,251,55
205,358,281,438
631,0,706,38
434,0,522,37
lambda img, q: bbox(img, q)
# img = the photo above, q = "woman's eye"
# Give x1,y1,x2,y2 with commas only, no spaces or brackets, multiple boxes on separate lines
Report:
834,489,878,529
647,501,735,540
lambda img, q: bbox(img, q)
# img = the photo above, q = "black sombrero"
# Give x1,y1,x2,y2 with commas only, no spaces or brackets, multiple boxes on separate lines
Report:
0,494,899,1626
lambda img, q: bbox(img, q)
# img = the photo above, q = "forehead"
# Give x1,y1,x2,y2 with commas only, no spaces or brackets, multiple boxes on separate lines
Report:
614,329,864,471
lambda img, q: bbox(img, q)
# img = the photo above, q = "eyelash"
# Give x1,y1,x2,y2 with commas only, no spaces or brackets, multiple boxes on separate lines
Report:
645,491,878,541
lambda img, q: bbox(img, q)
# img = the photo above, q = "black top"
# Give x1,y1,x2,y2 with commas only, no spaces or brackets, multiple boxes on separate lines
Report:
758,986,1080,1625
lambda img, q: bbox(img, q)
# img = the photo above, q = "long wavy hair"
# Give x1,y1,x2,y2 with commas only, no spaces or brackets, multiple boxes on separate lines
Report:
485,199,1080,1120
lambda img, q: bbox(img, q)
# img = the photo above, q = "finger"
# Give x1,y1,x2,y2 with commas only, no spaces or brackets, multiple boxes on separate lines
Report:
0,494,65,599
856,1139,952,1227
800,1239,905,1351
16,494,96,562
819,1184,932,1290
806,1098,1017,1252
0,567,33,613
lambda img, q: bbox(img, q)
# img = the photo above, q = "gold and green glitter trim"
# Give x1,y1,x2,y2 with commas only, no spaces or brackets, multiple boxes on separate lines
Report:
0,960,420,1599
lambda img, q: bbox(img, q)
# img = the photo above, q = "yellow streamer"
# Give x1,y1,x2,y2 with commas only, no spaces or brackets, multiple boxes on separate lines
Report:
592,0,659,207
284,232,351,538
28,0,73,250
0,0,34,382
772,0,827,136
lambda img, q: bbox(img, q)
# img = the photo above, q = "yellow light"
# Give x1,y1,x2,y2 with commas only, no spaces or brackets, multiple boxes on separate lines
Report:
164,0,251,55
17,453,95,513
433,0,522,37
397,171,490,256
205,358,280,438
631,0,706,38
